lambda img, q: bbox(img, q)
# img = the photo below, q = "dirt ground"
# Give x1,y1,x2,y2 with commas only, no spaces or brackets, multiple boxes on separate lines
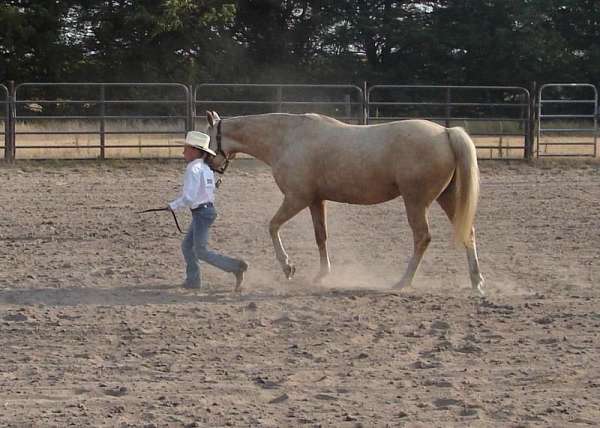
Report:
1,158,599,427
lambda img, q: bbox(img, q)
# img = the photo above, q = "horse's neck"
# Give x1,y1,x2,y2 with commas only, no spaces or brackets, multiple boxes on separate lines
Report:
226,115,290,165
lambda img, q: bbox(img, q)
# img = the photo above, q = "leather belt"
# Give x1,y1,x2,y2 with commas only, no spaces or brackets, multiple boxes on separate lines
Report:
191,202,214,212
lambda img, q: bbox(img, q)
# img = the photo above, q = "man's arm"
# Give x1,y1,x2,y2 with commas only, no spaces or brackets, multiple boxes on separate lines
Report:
168,167,202,211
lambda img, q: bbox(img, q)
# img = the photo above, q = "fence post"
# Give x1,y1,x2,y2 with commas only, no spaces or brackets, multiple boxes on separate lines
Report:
344,94,351,121
363,81,368,125
99,84,106,160
445,87,451,128
525,81,536,160
3,85,10,162
188,84,195,132
6,81,16,162
276,86,283,112
595,83,598,158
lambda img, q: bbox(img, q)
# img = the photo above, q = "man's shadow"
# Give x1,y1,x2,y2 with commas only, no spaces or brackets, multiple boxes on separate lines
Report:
0,283,245,307
0,281,396,308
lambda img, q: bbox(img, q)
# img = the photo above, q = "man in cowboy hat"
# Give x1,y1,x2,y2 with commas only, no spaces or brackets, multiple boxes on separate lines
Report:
168,131,248,291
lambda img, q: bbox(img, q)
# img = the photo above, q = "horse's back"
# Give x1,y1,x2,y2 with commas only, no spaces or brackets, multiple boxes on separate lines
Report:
303,115,448,149
377,119,455,163
282,115,456,204
301,116,454,170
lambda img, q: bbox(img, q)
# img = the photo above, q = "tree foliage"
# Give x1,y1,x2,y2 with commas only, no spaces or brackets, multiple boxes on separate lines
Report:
1,0,599,86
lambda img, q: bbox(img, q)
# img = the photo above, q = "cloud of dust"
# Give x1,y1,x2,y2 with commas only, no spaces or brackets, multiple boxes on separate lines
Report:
485,277,536,296
320,256,398,291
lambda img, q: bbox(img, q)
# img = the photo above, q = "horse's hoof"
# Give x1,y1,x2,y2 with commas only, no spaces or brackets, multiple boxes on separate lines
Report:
472,285,485,297
312,271,330,285
471,276,485,297
392,281,408,290
284,264,296,279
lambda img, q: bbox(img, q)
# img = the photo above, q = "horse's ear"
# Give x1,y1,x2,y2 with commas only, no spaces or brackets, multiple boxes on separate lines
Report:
206,111,215,127
206,111,221,127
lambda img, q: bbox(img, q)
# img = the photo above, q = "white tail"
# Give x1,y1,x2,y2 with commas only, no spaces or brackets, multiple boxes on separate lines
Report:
447,127,480,247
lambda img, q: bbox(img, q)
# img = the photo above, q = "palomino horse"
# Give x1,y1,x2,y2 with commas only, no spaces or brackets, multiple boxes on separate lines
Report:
205,111,484,295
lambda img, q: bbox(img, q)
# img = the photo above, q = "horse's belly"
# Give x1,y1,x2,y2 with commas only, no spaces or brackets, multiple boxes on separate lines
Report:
319,181,400,205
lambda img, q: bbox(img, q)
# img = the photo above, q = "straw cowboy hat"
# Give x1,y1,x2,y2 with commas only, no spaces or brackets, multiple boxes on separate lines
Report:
176,131,216,156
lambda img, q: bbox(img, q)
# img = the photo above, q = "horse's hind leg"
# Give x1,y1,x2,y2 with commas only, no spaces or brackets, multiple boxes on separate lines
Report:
309,199,330,283
270,195,309,279
394,200,431,290
437,189,484,296
465,233,484,296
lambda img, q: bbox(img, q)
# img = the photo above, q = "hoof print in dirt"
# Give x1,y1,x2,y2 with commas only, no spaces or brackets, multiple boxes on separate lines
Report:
268,393,289,404
104,386,129,397
3,313,28,322
254,376,280,390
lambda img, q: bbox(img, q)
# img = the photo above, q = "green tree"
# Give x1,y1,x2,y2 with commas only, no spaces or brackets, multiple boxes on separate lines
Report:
0,1,238,83
232,0,329,82
424,0,589,85
0,0,81,81
550,0,600,83
3,0,600,86
74,0,236,82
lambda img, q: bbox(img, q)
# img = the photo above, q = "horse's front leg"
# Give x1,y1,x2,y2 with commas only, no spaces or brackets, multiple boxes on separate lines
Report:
269,196,309,279
309,200,330,283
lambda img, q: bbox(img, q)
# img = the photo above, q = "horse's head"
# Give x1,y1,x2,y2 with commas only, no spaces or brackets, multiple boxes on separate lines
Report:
206,110,236,174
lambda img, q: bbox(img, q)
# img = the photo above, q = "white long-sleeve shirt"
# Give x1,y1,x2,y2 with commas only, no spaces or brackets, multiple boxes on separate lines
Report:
168,159,216,211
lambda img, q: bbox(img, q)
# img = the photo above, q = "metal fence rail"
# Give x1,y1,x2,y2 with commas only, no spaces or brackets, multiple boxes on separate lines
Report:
13,82,191,159
194,83,365,124
367,85,531,159
537,83,598,157
2,81,600,161
0,84,8,159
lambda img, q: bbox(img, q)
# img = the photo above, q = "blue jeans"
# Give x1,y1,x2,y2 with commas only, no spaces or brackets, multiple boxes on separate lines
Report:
181,206,242,286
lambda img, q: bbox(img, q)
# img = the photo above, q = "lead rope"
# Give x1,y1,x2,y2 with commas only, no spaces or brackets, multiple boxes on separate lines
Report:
137,207,183,234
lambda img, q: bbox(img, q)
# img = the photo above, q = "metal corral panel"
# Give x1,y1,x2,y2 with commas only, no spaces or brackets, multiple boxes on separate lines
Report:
194,83,365,126
367,85,531,160
537,83,598,157
12,83,191,160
